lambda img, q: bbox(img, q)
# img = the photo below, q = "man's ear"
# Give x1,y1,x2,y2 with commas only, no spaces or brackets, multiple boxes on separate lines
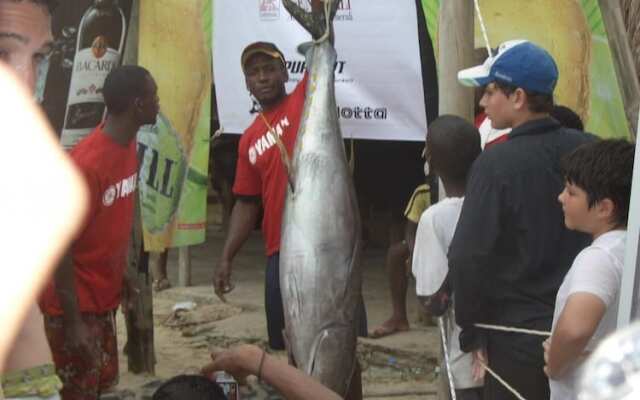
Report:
596,198,616,224
512,88,527,111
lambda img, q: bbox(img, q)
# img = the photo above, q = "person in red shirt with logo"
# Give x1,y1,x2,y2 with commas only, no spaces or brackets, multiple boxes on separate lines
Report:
213,41,307,350
40,65,159,400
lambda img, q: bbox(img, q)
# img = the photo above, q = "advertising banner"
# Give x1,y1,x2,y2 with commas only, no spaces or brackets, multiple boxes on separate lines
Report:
137,0,212,251
213,0,428,141
42,0,134,148
422,0,631,139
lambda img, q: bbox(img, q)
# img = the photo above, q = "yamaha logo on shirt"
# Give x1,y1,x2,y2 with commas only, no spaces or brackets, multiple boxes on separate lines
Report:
248,116,290,166
102,186,117,206
102,173,138,207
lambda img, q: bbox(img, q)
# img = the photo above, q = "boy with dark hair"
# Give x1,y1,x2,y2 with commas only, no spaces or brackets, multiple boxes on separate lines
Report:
412,115,483,399
450,39,596,399
152,375,227,400
544,139,635,400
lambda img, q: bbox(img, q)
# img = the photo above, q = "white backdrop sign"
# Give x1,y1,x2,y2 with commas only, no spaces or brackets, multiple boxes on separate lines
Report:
213,0,427,141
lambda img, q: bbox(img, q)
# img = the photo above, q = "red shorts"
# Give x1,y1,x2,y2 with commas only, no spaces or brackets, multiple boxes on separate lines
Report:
44,312,119,400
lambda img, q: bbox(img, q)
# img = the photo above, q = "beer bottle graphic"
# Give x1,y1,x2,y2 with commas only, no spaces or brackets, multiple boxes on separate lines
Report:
60,0,127,150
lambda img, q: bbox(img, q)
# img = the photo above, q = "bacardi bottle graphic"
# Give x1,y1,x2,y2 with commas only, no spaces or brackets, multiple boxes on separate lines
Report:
60,0,126,150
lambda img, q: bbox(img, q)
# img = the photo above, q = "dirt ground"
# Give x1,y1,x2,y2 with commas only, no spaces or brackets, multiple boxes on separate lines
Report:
116,215,441,399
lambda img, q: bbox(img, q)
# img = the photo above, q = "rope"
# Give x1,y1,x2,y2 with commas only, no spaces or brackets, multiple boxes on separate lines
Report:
314,0,332,44
477,358,527,400
438,317,457,400
474,0,493,57
474,323,551,337
257,112,295,192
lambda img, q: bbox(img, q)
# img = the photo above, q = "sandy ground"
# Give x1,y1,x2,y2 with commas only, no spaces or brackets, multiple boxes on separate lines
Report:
115,220,441,399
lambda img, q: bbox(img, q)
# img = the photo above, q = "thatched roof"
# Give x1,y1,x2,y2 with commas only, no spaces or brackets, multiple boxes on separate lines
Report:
620,0,640,83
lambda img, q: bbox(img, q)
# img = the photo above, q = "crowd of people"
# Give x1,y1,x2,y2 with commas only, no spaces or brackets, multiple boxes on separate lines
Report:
0,1,637,400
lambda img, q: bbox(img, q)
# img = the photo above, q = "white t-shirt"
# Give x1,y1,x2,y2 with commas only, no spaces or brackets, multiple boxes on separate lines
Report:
550,230,626,400
412,197,481,389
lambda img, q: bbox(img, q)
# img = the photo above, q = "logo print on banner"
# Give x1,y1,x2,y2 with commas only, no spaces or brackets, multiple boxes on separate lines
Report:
293,0,353,21
259,0,279,20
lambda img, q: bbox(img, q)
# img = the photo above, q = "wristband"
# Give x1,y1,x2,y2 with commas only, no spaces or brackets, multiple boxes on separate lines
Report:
257,349,267,382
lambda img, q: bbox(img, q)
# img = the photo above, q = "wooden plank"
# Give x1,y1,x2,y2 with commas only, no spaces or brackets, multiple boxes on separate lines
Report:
599,0,640,138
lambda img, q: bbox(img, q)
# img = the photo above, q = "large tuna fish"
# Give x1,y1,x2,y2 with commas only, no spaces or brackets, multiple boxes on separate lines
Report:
279,0,362,396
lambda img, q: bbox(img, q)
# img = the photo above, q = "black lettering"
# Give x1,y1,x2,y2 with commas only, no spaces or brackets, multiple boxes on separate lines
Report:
160,158,175,197
334,61,346,74
136,142,148,168
146,148,160,191
341,107,353,119
354,106,363,119
364,107,373,119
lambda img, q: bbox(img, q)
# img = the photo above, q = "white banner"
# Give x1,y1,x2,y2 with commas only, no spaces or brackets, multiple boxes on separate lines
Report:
213,0,427,141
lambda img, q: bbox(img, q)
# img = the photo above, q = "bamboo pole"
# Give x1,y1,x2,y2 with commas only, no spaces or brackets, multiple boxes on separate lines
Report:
599,0,640,138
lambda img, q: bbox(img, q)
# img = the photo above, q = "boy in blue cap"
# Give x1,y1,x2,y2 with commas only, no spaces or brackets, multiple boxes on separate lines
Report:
449,40,596,399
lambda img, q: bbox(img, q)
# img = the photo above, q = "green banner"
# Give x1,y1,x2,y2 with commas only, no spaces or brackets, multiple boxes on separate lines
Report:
422,0,631,139
137,0,212,251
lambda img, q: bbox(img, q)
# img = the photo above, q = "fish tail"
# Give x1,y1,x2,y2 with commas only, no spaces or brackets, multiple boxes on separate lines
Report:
282,0,339,41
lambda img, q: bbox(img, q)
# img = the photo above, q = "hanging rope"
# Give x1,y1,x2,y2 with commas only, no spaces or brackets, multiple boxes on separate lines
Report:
314,0,332,44
257,112,295,192
474,0,493,57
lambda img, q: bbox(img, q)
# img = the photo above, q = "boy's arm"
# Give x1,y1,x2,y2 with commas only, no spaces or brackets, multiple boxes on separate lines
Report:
545,293,606,379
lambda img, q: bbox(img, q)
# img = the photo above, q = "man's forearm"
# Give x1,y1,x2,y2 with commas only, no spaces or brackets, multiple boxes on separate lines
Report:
547,331,590,379
53,253,81,323
254,351,341,400
220,199,260,262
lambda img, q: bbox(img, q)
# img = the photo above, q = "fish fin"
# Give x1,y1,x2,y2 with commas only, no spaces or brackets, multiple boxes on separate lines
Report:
297,41,314,56
308,326,356,395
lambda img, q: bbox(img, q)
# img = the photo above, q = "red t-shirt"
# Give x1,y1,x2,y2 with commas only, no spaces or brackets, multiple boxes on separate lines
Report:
40,125,137,316
233,76,308,256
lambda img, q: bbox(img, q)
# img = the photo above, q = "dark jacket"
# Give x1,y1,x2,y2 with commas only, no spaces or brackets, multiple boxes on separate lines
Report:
449,117,595,365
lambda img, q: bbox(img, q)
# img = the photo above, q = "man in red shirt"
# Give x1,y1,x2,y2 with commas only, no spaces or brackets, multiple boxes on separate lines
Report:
40,65,159,399
213,41,307,350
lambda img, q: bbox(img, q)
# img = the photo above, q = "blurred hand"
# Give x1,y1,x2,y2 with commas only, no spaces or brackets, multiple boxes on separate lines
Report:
213,259,234,302
471,348,487,382
202,344,264,383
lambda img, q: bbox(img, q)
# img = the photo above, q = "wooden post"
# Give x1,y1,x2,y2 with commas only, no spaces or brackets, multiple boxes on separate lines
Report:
437,1,475,120
599,0,640,138
436,2,474,398
178,246,192,287
122,0,156,374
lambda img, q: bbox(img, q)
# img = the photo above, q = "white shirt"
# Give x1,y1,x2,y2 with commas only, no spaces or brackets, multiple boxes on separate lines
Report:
478,116,510,149
412,197,481,389
550,230,626,400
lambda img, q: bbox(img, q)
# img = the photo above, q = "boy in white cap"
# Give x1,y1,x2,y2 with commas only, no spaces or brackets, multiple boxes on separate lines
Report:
449,40,596,399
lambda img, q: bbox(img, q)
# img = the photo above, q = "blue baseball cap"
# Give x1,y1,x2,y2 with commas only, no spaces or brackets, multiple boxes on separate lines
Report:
458,39,559,95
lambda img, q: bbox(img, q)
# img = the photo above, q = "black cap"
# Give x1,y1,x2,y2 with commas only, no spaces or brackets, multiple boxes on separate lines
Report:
241,42,286,71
